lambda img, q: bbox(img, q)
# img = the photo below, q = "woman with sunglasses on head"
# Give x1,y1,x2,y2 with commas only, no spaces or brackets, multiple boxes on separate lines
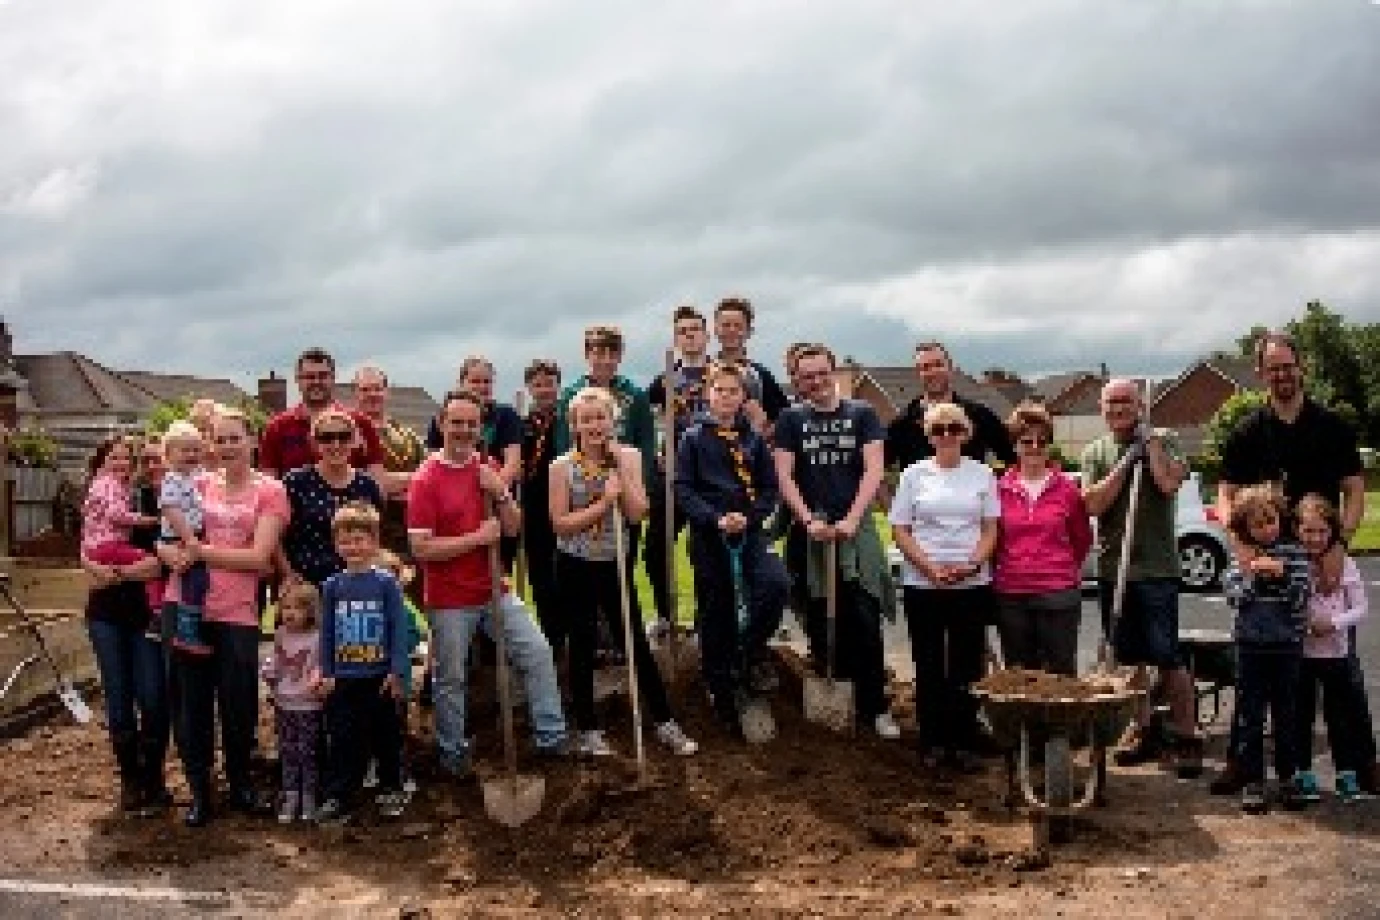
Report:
160,409,289,826
992,402,1093,676
889,402,1000,773
279,410,384,590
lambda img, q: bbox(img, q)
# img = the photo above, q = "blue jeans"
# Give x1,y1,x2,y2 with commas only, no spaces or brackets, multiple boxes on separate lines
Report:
87,617,169,746
428,594,567,770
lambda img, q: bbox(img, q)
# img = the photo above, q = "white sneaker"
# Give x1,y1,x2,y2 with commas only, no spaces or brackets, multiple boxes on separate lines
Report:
577,730,615,758
362,760,379,789
874,713,902,740
654,720,698,756
278,790,299,824
299,793,316,823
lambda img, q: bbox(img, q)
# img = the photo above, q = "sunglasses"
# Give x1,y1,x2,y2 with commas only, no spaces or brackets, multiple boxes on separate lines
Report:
1018,436,1049,448
314,430,353,444
928,423,966,437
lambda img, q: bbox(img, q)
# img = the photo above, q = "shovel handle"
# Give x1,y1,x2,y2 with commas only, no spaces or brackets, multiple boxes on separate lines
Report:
611,503,648,780
825,538,838,683
1102,455,1146,671
663,347,680,663
486,498,520,784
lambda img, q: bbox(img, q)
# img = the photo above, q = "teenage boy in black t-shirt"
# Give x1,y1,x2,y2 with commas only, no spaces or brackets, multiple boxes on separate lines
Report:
714,297,790,436
774,344,900,739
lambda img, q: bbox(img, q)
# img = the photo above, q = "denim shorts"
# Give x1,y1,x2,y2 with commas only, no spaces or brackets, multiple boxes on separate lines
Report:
1098,577,1183,668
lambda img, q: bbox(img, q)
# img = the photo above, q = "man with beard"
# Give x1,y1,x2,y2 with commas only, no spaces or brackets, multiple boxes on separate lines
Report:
260,348,385,479
407,390,568,777
644,305,713,634
1215,331,1377,796
885,341,1016,475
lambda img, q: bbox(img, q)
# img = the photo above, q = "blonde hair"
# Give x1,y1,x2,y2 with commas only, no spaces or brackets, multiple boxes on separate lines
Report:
279,582,321,630
311,408,356,437
332,500,380,539
163,420,202,445
922,401,972,434
568,386,618,438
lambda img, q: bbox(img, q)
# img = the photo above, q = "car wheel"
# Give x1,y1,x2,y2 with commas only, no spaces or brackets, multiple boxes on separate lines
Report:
1179,535,1225,590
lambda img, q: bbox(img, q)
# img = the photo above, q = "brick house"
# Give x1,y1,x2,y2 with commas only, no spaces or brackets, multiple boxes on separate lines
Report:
835,362,1014,426
1148,353,1259,456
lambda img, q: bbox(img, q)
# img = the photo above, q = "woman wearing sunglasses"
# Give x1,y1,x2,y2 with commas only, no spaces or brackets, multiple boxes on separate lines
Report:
280,410,385,589
889,402,999,772
992,402,1093,676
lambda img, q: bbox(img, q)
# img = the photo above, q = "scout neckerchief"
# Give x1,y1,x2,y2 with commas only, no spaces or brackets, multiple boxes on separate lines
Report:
713,422,757,506
523,404,555,483
379,417,423,472
670,360,708,430
571,445,612,541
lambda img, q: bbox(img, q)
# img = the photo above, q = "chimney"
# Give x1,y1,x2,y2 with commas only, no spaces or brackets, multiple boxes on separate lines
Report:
0,319,12,365
1098,362,1109,380
257,371,288,414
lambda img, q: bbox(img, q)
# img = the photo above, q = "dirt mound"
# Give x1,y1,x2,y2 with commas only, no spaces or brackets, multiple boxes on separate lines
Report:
976,669,1116,700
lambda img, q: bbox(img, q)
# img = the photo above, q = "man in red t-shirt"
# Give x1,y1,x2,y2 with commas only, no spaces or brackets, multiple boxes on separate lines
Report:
407,390,568,775
259,347,387,481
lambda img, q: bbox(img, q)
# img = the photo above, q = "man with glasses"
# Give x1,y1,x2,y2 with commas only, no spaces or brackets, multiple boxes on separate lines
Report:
885,341,1016,475
1215,331,1377,796
1082,378,1203,777
260,347,386,480
774,344,900,739
645,305,712,634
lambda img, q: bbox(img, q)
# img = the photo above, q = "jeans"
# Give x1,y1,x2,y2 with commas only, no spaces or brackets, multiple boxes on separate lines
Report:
1231,647,1301,784
325,677,401,801
556,552,674,730
1098,577,1184,668
165,610,261,789
994,588,1082,675
688,529,788,708
905,586,992,751
1297,657,1371,775
428,595,567,771
87,616,169,756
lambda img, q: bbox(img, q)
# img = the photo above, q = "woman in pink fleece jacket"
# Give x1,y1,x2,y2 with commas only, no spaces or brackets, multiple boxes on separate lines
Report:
992,403,1093,675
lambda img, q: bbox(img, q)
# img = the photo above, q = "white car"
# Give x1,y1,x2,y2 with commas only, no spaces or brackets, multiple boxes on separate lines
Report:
886,473,1229,591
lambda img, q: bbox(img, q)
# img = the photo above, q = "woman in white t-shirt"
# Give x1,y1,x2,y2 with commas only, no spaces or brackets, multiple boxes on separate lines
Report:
889,402,999,772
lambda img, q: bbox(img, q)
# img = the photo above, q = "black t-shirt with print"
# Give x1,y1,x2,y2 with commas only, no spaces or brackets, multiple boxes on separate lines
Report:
773,399,885,522
282,467,384,586
1219,398,1362,507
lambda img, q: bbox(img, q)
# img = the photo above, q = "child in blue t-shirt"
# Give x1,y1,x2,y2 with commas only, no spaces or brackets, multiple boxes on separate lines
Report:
313,503,411,824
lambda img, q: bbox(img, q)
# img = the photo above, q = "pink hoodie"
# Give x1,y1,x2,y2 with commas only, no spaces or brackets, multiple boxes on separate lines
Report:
993,466,1093,595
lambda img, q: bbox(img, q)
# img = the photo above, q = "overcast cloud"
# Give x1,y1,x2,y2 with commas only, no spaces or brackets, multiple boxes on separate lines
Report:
3,0,1380,399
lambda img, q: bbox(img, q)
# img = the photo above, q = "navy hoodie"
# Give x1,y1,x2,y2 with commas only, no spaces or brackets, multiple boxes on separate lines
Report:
674,413,779,532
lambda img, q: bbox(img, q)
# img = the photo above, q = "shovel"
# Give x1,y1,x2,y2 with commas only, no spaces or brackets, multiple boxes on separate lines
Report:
480,504,545,828
1098,451,1146,674
513,389,530,603
802,537,854,734
0,573,93,724
658,346,682,674
726,534,775,744
611,504,655,790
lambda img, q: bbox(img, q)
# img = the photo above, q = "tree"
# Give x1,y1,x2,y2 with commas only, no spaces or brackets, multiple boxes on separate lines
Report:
1203,388,1269,465
145,395,267,435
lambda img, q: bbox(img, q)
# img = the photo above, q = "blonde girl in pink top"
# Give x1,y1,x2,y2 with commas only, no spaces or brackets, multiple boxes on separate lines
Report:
160,407,289,827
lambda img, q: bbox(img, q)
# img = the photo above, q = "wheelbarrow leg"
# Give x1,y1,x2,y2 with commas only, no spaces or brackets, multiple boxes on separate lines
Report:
1093,744,1109,808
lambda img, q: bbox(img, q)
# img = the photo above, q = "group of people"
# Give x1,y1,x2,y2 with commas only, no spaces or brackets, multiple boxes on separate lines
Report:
74,296,1377,831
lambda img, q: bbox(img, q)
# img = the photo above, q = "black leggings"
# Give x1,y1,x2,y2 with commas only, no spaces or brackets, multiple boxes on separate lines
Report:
166,612,261,790
904,586,991,752
555,551,673,730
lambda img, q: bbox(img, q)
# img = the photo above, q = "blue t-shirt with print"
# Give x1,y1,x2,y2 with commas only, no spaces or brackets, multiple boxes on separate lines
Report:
320,568,411,680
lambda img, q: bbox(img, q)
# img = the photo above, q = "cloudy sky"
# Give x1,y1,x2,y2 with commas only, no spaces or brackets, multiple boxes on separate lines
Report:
3,0,1379,400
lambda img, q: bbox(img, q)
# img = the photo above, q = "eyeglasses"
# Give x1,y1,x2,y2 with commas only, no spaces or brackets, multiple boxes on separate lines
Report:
297,371,333,382
928,423,966,437
214,435,244,446
1018,436,1049,448
797,369,832,381
1263,363,1298,375
1103,396,1136,407
314,430,353,444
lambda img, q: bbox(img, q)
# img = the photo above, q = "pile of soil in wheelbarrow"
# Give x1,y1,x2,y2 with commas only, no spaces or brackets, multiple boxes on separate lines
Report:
976,669,1117,700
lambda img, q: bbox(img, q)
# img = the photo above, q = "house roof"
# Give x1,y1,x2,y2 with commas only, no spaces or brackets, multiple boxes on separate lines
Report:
1151,353,1258,408
16,353,160,415
858,366,1014,418
115,370,249,409
1031,371,1098,406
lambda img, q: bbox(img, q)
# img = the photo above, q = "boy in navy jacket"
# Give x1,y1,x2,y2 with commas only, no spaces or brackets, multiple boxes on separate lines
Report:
314,502,412,824
676,362,789,737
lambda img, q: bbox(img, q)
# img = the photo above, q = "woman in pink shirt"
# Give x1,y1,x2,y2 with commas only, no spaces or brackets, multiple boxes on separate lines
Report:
992,403,1093,675
160,408,289,827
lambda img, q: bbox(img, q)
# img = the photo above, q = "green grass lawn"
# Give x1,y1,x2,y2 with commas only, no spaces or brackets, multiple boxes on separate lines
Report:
1353,491,1380,551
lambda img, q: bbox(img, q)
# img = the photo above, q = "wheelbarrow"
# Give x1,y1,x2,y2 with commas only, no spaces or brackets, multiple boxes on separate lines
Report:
974,670,1144,848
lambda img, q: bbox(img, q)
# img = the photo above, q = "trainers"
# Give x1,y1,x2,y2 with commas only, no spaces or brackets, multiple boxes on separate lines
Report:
376,790,409,819
278,791,299,824
315,798,350,826
299,793,317,823
1336,771,1364,803
874,713,902,740
1241,783,1268,815
1113,732,1163,768
654,721,699,757
577,730,615,758
1293,770,1323,803
362,760,379,789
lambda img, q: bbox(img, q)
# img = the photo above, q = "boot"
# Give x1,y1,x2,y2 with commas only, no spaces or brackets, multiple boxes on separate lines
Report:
111,732,143,816
184,773,213,828
138,736,173,816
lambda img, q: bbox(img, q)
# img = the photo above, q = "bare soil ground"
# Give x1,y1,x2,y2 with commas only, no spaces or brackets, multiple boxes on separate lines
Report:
0,654,1376,918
